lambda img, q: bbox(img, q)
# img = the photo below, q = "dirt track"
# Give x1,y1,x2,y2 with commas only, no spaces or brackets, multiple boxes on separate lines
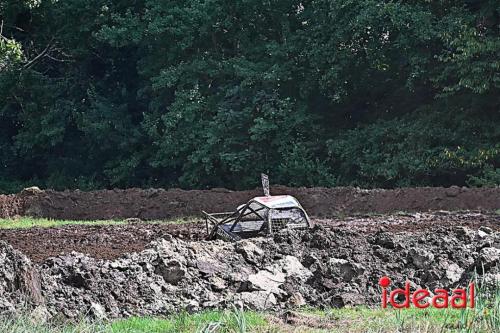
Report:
1,187,500,318
1,211,499,318
1,186,500,219
1,212,498,264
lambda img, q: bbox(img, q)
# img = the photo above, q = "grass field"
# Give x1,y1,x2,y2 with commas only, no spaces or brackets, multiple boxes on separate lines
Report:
0,217,197,229
1,299,498,333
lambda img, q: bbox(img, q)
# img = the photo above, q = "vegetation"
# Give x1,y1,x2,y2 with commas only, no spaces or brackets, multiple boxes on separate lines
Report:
0,277,498,332
0,0,499,193
1,295,499,333
0,217,196,229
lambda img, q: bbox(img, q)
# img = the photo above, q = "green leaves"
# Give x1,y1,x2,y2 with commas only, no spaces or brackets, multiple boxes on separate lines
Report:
0,0,499,192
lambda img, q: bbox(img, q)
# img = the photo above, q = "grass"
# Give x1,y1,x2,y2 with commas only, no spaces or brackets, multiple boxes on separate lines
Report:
0,308,267,333
0,292,498,333
0,217,199,229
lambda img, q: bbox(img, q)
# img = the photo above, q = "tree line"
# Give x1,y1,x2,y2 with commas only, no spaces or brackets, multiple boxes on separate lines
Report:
0,0,499,193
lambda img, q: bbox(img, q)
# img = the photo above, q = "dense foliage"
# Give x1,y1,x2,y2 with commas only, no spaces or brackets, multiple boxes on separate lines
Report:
0,0,498,192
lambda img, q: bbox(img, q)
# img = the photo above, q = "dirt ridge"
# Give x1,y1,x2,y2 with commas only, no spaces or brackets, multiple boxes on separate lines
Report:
1,186,499,220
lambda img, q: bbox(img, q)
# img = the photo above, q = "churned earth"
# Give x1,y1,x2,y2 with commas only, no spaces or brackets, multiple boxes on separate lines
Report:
0,211,499,319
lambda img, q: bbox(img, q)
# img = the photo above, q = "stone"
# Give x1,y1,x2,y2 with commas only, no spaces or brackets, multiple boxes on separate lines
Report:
444,263,464,284
375,232,396,249
410,249,434,269
329,258,349,266
288,292,306,307
455,226,475,242
478,247,500,269
340,262,365,282
236,241,264,264
477,230,489,239
332,292,365,307
124,218,142,224
246,270,285,294
478,226,493,235
89,302,107,320
209,276,227,291
269,256,312,281
197,260,221,276
239,291,277,310
20,186,43,196
155,259,186,285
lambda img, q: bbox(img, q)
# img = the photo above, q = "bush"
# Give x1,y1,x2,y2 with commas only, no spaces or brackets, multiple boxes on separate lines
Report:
327,107,500,188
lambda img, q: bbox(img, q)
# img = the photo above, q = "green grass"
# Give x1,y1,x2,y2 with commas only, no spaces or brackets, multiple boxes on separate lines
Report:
0,217,199,229
0,295,498,333
0,308,267,333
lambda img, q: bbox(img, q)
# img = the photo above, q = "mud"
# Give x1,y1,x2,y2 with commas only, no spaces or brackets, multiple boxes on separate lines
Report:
0,212,498,264
0,212,499,318
0,194,23,219
0,221,206,264
1,186,499,220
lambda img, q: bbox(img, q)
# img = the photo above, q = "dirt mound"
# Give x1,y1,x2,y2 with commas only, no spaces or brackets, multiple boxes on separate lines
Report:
0,242,44,312
1,186,499,220
1,219,499,318
0,222,206,264
0,194,24,218
1,212,498,264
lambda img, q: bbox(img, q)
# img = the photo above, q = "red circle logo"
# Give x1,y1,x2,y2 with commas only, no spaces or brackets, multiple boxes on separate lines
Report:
379,276,391,288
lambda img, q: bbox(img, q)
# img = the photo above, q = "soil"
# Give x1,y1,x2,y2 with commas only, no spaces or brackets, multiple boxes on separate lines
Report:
0,213,498,318
0,194,23,218
0,185,499,319
0,222,206,264
1,186,499,220
1,212,498,264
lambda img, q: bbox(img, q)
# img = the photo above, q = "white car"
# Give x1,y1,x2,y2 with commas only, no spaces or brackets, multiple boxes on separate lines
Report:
203,195,312,241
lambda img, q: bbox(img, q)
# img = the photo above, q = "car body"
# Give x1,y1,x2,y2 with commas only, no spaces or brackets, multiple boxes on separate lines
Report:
203,195,312,241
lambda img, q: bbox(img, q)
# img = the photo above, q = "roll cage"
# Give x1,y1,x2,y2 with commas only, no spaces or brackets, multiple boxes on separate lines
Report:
203,195,312,241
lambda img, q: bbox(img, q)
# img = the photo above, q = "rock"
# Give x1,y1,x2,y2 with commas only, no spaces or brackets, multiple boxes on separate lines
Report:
209,276,227,291
477,230,489,239
374,232,396,249
410,249,434,269
246,270,285,294
89,302,107,320
443,263,464,284
20,186,43,196
269,256,312,281
185,300,200,313
288,292,306,307
238,291,277,310
329,258,348,266
455,226,475,242
124,218,142,224
477,247,500,270
30,305,51,324
0,241,44,312
339,262,365,282
236,241,264,264
155,259,186,285
197,260,222,276
478,226,493,235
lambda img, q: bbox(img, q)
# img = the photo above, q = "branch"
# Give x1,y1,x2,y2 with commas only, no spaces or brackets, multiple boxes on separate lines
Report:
22,40,54,69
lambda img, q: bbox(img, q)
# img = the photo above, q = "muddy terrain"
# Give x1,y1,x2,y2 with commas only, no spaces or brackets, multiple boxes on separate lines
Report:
0,212,498,264
0,212,499,319
1,186,500,219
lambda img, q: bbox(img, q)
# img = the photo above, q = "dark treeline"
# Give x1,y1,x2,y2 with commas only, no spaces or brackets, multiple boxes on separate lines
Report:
0,0,499,193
